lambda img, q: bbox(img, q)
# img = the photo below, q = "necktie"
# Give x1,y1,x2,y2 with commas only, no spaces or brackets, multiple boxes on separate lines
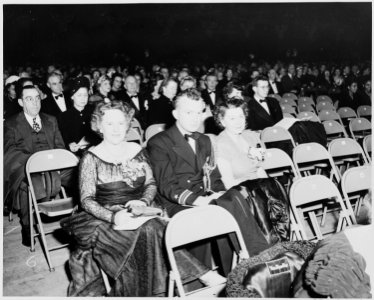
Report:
130,94,138,99
32,117,40,132
184,132,199,141
55,94,63,100
208,90,215,95
260,99,267,103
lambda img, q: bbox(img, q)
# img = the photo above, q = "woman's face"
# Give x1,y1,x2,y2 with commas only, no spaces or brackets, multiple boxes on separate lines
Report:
163,81,178,99
72,87,88,110
348,82,358,94
99,79,111,94
100,109,129,145
221,107,246,135
7,84,16,99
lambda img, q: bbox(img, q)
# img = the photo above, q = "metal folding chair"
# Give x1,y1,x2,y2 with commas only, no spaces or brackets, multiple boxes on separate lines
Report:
328,138,369,178
318,109,344,125
323,120,349,143
283,113,296,119
363,134,372,163
260,126,297,149
341,165,371,223
26,149,79,271
130,117,144,142
338,107,357,121
165,205,249,297
145,123,166,144
316,95,333,105
268,93,282,101
125,127,143,144
349,118,372,141
357,105,372,119
298,103,316,114
280,98,297,108
316,101,335,113
280,104,297,116
282,92,298,101
298,96,314,107
290,175,353,241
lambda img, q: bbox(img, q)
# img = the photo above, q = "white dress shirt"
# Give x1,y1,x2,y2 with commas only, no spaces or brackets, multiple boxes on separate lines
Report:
254,95,270,114
128,92,140,110
208,90,216,105
269,81,279,94
52,93,67,112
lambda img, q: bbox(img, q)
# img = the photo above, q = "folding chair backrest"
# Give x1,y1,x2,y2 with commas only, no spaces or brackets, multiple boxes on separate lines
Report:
298,103,315,113
280,98,297,107
283,113,295,119
316,95,333,105
26,149,79,174
298,97,314,106
130,118,144,139
338,107,357,120
145,123,166,141
292,142,340,181
323,120,348,138
341,165,371,195
282,93,297,100
349,118,372,139
316,101,335,113
357,105,372,118
363,135,372,162
297,111,320,122
125,127,143,144
318,109,342,124
261,126,296,147
165,205,249,297
280,104,297,115
262,148,300,177
328,138,369,164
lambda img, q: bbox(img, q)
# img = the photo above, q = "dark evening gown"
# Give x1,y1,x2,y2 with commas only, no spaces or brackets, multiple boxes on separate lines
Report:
61,149,208,296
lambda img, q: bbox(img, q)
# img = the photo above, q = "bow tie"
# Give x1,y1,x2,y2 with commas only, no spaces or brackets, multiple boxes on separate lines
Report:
54,94,63,100
259,99,267,104
130,94,138,99
184,132,199,141
208,91,215,95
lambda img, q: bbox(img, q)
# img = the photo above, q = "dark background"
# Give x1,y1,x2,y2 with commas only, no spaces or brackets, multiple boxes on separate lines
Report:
3,2,372,66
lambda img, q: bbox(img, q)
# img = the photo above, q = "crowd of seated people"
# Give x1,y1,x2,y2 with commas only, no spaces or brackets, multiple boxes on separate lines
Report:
3,58,372,297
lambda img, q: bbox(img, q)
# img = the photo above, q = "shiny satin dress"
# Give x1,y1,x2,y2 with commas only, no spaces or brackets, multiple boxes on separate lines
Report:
61,150,207,296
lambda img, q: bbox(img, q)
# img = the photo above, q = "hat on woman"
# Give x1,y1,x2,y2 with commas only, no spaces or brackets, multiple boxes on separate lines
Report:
69,76,90,96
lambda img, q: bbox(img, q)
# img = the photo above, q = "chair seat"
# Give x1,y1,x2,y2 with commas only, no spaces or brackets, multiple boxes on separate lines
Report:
185,283,226,297
38,198,74,217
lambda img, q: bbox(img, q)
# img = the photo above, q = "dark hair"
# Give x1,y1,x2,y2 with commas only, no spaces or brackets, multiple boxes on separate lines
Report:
251,75,269,87
213,97,248,129
15,77,34,98
173,88,204,109
91,100,135,137
18,84,38,99
111,72,123,80
223,81,244,100
160,77,178,94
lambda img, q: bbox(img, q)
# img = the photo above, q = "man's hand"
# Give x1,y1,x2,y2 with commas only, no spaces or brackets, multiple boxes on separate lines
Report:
69,142,80,152
125,200,147,210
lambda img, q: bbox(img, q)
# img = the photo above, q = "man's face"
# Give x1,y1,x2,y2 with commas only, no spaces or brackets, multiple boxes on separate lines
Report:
268,69,276,81
160,68,169,79
173,96,205,133
18,88,41,117
206,75,218,91
125,76,137,94
112,76,123,90
163,81,178,99
364,81,371,93
288,64,295,75
47,75,63,94
253,80,270,99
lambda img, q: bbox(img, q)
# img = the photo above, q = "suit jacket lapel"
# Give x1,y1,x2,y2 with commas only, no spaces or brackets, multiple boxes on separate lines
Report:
16,113,34,153
195,135,209,170
251,99,273,122
168,125,197,170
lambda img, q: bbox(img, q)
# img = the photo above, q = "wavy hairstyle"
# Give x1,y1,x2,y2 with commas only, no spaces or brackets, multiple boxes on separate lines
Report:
213,97,249,129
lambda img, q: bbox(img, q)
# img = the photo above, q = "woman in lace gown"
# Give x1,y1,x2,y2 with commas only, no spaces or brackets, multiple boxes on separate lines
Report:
61,101,223,296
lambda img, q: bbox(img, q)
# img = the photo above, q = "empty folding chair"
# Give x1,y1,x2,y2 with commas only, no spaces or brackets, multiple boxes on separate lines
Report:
318,109,343,125
145,123,166,143
316,101,335,113
283,113,295,119
280,98,297,107
165,205,249,297
328,138,369,178
357,105,372,119
280,104,297,116
292,142,340,183
316,95,333,105
282,93,298,101
298,103,316,114
26,149,79,271
260,126,296,151
349,118,372,141
130,118,144,141
125,127,143,144
298,96,315,107
338,107,357,122
323,120,348,143
363,134,372,162
290,175,353,241
341,165,371,222
297,111,321,123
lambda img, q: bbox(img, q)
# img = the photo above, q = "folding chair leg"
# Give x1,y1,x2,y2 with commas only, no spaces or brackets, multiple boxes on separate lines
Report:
33,200,55,271
9,211,13,222
168,271,175,298
308,211,323,240
320,206,327,226
29,190,35,252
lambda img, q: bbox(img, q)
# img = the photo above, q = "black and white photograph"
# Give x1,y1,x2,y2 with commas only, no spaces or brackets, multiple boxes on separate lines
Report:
2,1,372,297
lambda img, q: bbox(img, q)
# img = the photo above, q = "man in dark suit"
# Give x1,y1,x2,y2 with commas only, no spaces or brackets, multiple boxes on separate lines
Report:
41,73,70,117
201,73,224,134
4,85,74,247
268,69,282,95
147,88,269,275
247,75,284,131
123,75,149,129
281,64,301,94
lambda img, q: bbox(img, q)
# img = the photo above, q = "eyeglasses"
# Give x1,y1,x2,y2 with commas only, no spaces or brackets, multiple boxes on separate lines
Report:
23,96,41,103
